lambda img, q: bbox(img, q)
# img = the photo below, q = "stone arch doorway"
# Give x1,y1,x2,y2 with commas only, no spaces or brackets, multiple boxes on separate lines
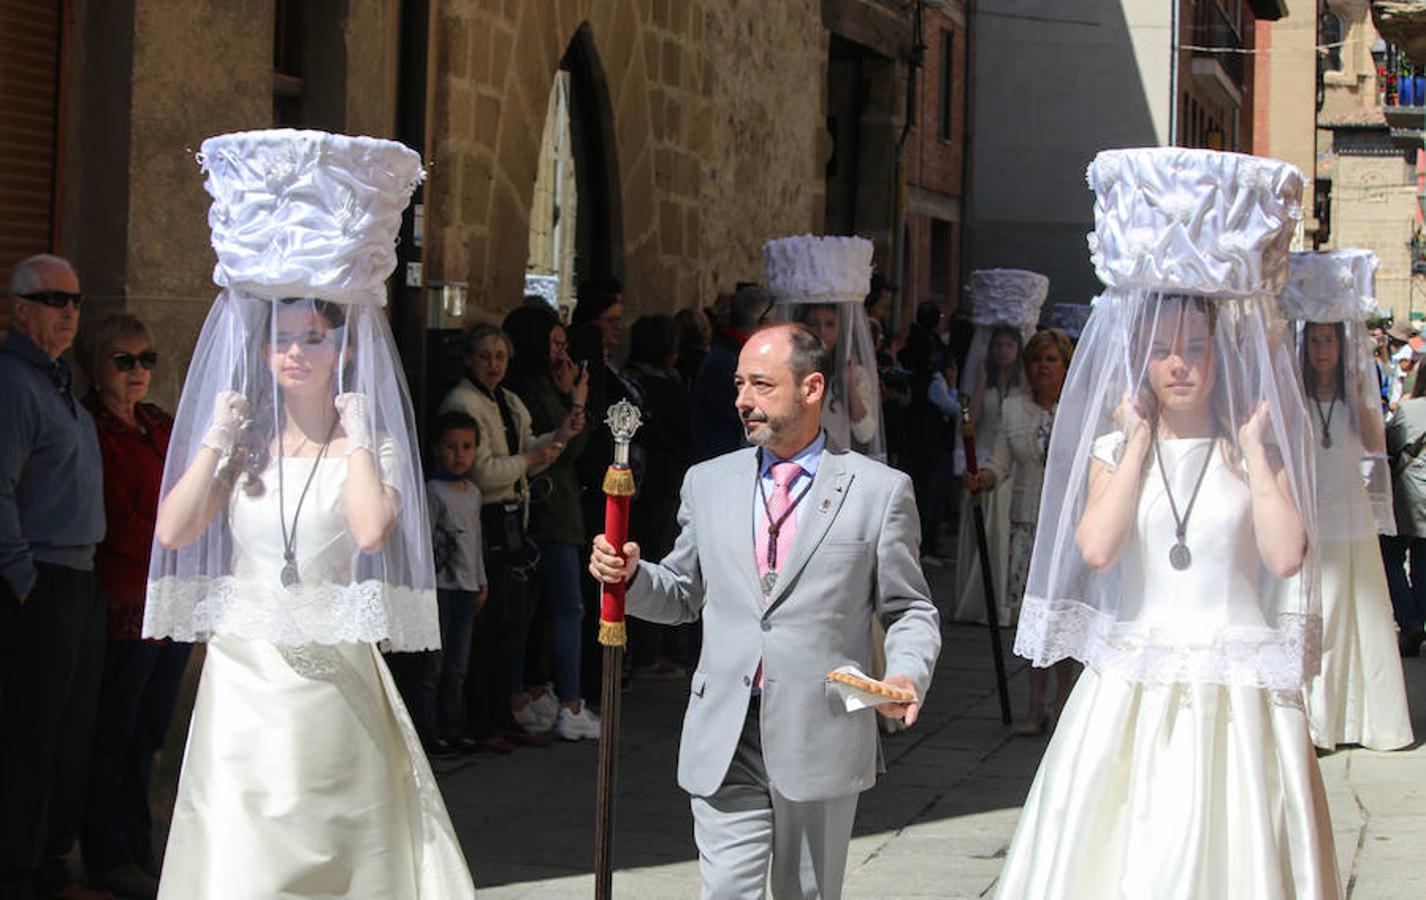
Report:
525,23,624,318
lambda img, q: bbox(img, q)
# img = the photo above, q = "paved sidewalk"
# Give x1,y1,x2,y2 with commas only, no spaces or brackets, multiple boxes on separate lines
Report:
436,566,1426,898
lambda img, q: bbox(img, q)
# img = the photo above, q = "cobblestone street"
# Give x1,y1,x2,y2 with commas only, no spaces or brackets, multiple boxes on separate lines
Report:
433,566,1426,898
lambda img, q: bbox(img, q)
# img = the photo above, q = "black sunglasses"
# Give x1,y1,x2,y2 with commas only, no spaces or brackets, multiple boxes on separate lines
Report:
17,290,83,309
112,351,158,372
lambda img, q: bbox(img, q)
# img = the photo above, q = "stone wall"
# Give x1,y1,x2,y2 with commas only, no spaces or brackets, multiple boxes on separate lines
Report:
1328,153,1419,321
52,0,848,405
424,0,829,325
59,0,399,408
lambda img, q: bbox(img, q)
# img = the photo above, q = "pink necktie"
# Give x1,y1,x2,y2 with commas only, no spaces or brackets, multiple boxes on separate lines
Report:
757,460,803,591
754,460,802,689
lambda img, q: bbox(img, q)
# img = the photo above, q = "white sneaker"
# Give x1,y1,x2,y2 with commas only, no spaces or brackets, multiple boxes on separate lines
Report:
529,687,560,723
555,701,602,741
513,700,554,733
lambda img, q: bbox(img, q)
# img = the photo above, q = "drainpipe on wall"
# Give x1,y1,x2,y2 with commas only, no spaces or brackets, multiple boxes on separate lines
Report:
956,0,974,314
1168,0,1180,144
892,0,925,338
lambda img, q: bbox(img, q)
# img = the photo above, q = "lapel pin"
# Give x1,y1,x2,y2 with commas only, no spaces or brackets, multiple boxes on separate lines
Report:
820,498,831,512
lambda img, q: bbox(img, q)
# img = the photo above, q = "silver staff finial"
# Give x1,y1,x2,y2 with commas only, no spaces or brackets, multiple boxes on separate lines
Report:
606,399,643,468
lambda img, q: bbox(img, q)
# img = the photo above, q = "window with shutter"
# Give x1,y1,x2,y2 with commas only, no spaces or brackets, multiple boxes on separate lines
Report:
0,0,66,301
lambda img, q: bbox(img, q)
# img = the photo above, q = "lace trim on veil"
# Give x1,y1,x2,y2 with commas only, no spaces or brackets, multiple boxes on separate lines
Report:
144,576,440,652
1015,594,1321,692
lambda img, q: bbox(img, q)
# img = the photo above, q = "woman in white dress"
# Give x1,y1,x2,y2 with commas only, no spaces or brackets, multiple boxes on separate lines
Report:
953,269,1048,621
967,329,1076,734
952,326,1023,620
144,131,475,898
1000,149,1338,899
1282,250,1413,751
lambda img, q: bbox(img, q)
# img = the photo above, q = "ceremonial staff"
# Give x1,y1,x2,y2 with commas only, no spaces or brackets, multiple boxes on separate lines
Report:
594,399,641,900
961,403,1013,724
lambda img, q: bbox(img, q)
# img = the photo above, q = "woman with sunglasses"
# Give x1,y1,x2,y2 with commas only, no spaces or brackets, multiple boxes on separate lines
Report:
74,313,190,899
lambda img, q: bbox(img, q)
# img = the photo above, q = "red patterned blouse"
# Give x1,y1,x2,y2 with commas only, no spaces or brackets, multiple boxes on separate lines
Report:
83,395,173,640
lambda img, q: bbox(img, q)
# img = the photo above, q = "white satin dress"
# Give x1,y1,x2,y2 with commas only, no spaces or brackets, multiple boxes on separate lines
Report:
157,456,475,899
996,439,1340,900
1305,411,1414,751
953,385,1017,624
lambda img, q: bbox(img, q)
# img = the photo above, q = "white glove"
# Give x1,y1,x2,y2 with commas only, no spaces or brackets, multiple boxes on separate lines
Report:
335,392,373,454
201,391,250,455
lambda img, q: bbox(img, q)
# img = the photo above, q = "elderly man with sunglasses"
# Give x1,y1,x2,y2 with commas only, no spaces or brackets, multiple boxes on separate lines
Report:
1,253,108,900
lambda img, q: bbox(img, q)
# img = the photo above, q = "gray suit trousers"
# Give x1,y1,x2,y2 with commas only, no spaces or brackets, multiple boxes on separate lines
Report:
691,699,858,900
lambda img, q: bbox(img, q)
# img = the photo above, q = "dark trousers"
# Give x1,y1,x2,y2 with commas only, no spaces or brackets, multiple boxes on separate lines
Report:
907,448,954,556
81,638,190,875
1381,534,1426,631
467,555,527,737
0,563,105,899
398,589,479,743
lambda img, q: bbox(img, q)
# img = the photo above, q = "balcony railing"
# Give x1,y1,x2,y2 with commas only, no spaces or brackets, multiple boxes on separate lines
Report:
1190,2,1245,86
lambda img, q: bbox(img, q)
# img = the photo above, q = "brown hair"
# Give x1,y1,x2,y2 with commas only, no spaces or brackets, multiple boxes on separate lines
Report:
1130,294,1248,473
1300,321,1346,401
1022,329,1073,376
985,324,1024,389
232,298,348,497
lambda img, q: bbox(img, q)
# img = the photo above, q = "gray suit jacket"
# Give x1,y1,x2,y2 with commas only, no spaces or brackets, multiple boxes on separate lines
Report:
626,444,941,802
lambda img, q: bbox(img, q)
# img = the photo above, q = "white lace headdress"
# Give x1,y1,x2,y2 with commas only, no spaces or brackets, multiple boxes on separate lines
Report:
1280,249,1394,539
954,268,1050,474
143,129,439,651
1015,147,1322,691
958,269,1049,388
765,235,886,460
1049,302,1092,340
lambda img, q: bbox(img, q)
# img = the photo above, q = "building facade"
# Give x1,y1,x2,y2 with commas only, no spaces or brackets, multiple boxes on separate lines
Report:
4,0,939,419
1314,0,1424,323
901,1,969,314
1250,0,1319,246
964,0,1287,307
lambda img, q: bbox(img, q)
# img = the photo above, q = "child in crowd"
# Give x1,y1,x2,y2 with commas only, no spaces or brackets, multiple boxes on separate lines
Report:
419,411,489,757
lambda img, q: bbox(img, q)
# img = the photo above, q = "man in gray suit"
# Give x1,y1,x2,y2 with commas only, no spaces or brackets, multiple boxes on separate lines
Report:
590,323,941,898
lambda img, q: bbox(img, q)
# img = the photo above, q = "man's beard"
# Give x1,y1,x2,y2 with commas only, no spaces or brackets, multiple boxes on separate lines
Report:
742,409,796,447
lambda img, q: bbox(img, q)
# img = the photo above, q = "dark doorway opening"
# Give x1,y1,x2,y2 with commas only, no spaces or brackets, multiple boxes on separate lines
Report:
561,24,624,293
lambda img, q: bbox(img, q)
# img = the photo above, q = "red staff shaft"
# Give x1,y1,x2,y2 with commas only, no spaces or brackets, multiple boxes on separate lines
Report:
600,491,632,635
595,462,635,900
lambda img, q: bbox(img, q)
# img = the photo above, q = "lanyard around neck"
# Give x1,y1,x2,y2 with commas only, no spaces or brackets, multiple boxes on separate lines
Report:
756,450,815,573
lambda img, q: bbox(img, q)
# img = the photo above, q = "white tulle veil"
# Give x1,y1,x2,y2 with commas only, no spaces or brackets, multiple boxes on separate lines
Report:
1015,148,1322,691
1279,249,1394,539
143,129,438,651
954,269,1049,474
958,269,1049,400
764,235,886,460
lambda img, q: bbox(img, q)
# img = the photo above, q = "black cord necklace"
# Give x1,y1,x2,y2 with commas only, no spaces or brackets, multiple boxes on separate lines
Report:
277,415,339,588
1314,397,1336,449
1152,427,1216,572
755,450,816,595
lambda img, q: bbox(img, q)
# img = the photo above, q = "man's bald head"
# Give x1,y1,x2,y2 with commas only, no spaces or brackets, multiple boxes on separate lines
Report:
746,322,830,382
